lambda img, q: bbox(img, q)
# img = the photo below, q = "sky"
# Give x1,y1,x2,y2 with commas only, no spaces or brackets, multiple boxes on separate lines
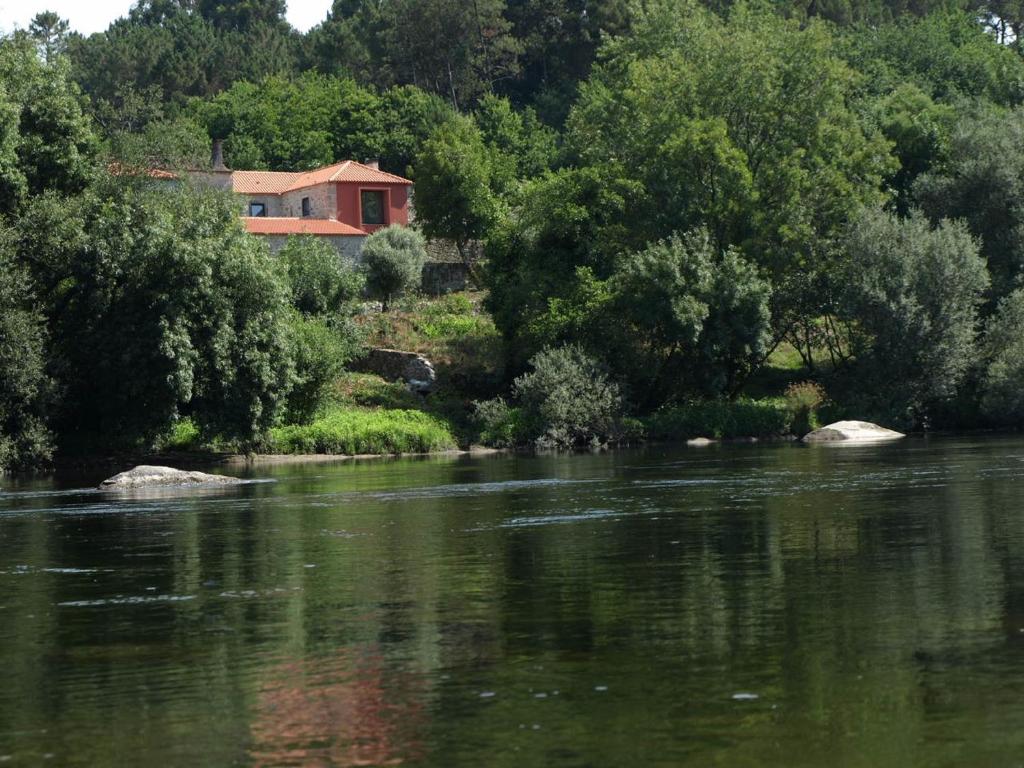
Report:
0,0,334,35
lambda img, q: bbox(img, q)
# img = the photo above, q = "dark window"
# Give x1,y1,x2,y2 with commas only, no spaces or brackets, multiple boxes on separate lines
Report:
248,202,267,217
301,197,311,217
361,190,386,225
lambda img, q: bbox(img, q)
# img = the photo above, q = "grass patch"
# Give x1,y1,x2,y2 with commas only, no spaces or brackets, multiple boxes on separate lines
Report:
645,399,793,440
268,406,458,455
359,291,505,399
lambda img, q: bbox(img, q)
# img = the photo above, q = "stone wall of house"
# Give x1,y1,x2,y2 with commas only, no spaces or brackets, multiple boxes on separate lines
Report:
260,234,366,260
244,196,285,217
281,183,336,219
421,262,469,295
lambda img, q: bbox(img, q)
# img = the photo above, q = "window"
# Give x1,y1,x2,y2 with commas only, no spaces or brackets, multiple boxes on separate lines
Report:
301,197,311,217
248,202,267,217
360,190,386,225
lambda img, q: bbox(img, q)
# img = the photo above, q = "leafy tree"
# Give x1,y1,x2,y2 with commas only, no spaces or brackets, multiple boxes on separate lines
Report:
0,245,53,471
279,235,365,316
914,107,1024,300
474,94,557,190
979,288,1024,425
873,83,957,213
28,11,70,64
107,116,211,170
840,12,1024,107
14,180,294,450
414,115,501,267
362,225,427,310
836,208,989,422
0,35,95,207
567,1,894,279
608,232,772,404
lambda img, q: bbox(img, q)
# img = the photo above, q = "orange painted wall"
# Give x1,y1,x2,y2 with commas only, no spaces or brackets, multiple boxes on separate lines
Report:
335,182,410,234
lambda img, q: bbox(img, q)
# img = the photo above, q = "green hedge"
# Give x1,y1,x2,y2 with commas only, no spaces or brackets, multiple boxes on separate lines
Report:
644,399,793,441
268,407,458,455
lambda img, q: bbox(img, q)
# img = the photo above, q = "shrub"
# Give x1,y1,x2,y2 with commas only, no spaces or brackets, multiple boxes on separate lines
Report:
279,235,364,316
836,208,989,422
284,314,361,425
645,399,792,441
362,225,427,310
979,289,1024,426
269,407,457,455
0,251,53,471
472,397,526,448
784,381,827,436
513,345,623,449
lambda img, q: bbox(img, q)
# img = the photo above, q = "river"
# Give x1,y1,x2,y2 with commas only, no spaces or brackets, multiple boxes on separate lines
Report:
2,437,1024,766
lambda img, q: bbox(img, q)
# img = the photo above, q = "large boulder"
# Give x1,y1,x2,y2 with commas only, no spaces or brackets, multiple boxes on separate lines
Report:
353,348,437,394
100,465,244,490
803,421,905,444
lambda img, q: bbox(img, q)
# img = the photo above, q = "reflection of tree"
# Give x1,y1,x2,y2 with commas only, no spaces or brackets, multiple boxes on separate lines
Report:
249,648,424,767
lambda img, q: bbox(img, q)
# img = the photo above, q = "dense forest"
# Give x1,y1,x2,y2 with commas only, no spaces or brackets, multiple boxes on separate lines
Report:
3,0,1024,468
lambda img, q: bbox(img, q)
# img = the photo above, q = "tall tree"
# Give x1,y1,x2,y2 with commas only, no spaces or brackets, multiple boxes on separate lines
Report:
28,11,70,64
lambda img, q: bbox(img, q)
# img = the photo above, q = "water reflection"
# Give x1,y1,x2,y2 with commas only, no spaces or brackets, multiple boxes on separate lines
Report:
1,439,1024,766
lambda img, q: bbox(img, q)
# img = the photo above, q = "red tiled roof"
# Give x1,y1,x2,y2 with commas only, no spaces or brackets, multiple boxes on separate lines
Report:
243,217,366,236
232,161,411,195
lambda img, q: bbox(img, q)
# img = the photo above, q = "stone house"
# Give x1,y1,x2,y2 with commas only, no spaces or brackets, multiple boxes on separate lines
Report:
192,146,414,257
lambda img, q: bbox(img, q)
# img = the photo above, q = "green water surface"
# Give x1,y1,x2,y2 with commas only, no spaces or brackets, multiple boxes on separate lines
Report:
2,437,1024,767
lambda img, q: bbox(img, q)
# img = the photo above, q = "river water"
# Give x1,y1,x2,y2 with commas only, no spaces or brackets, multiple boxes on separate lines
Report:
2,437,1024,766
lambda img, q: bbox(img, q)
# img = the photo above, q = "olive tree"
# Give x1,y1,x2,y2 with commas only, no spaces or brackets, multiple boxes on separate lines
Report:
837,209,989,421
361,225,427,310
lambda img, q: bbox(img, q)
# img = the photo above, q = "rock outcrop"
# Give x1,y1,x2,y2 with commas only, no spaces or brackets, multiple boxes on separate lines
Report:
803,421,905,444
99,465,244,490
353,348,437,394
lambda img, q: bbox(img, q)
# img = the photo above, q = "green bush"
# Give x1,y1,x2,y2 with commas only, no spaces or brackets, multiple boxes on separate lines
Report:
284,314,362,425
784,381,827,436
362,225,427,310
473,397,527,448
0,251,53,471
279,235,364,316
269,407,458,455
980,289,1024,426
474,345,624,449
645,399,793,441
836,208,988,422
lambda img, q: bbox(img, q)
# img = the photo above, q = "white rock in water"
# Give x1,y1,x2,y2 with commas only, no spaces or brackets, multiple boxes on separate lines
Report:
99,465,244,490
803,420,905,444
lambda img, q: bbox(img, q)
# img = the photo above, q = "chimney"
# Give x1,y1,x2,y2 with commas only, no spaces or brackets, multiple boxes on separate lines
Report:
365,158,380,170
211,139,228,172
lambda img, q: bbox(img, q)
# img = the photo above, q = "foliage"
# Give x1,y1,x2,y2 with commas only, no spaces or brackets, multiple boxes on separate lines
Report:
472,397,526,448
914,107,1024,300
511,344,624,449
362,225,427,310
0,249,53,471
414,116,501,266
644,399,793,441
0,35,96,213
14,180,294,451
836,208,989,422
279,235,364,317
269,406,457,455
566,1,895,279
840,12,1024,107
284,313,361,425
784,381,827,436
979,289,1024,426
